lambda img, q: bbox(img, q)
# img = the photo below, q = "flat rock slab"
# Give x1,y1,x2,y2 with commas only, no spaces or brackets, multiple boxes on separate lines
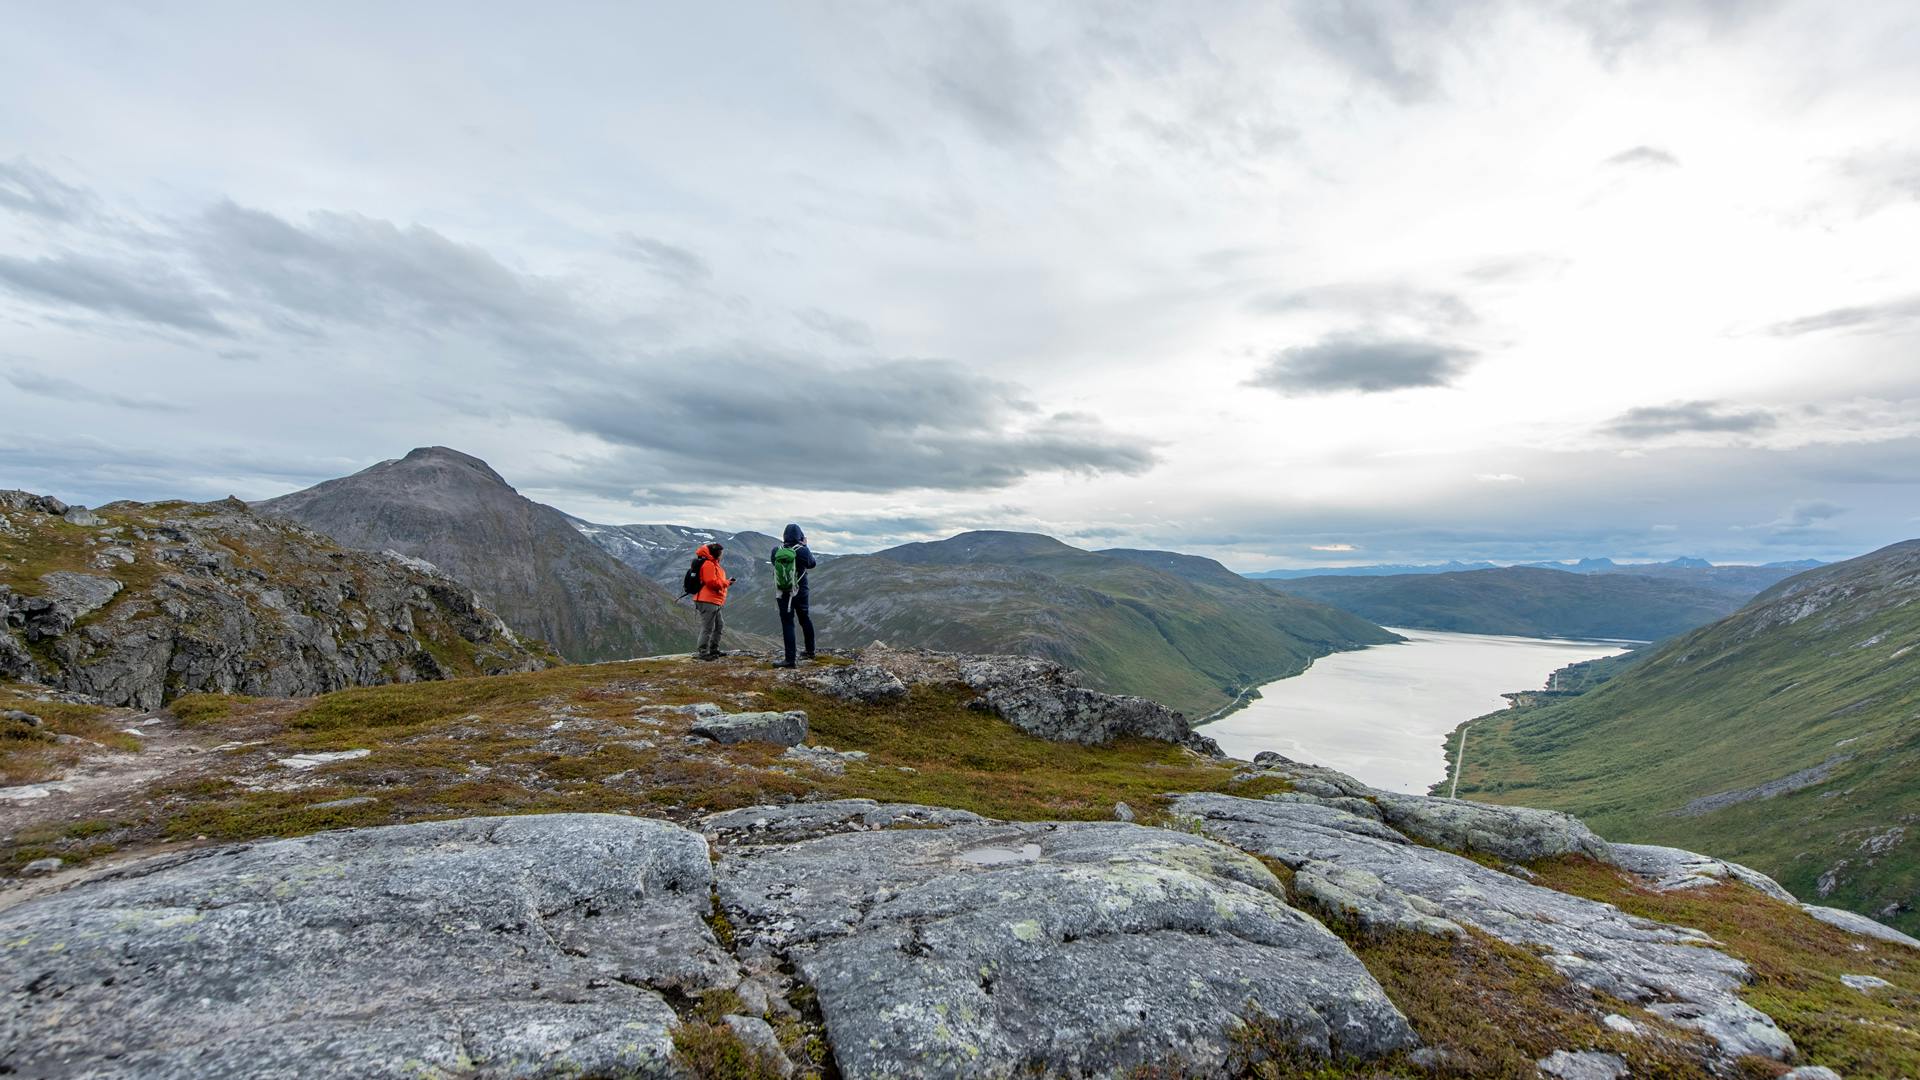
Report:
703,799,986,843
1802,903,1920,949
718,820,1414,1078
691,709,808,746
1171,793,1795,1062
1610,842,1796,902
0,814,736,1079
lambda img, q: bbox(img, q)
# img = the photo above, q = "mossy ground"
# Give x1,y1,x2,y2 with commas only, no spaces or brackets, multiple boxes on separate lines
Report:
0,683,139,785
1,656,1283,875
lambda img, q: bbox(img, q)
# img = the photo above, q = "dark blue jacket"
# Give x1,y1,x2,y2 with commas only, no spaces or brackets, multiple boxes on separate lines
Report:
773,524,817,603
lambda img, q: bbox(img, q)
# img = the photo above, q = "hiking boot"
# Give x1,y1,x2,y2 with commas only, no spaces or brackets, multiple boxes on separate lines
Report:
771,660,797,669
800,650,816,660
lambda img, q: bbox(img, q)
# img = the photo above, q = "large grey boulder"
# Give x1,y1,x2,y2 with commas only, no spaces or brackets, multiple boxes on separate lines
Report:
1802,903,1920,949
1171,793,1795,1062
702,799,987,843
1368,791,1616,864
717,820,1414,1077
690,709,809,746
1610,843,1796,902
0,814,737,1079
791,662,909,704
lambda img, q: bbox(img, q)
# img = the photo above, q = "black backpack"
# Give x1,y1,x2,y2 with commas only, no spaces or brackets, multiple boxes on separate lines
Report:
681,554,706,598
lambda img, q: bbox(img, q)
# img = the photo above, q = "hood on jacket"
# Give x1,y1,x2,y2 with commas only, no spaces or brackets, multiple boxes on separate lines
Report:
696,543,721,560
782,524,805,545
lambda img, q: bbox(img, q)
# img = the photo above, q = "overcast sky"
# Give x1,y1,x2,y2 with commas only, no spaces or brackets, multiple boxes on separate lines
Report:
3,1,1918,569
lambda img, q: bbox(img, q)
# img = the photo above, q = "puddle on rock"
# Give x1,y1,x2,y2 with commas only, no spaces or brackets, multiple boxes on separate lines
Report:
954,843,1042,866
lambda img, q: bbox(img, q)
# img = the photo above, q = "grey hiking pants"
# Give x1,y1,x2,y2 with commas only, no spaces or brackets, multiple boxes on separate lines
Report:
696,601,725,657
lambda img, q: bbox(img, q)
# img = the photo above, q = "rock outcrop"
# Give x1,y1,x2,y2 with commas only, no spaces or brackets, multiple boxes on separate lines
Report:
1171,792,1796,1061
716,818,1416,1076
0,491,548,708
792,645,1223,755
0,814,732,1078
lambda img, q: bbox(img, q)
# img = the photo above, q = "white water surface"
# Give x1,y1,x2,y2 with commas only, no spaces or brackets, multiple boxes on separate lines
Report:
1202,628,1628,795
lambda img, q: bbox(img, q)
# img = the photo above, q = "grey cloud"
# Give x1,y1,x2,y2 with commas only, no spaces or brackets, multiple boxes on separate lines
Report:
1766,294,1920,336
922,6,1075,148
0,251,228,335
1834,148,1920,215
1558,0,1784,59
1463,253,1573,282
551,356,1155,493
1252,282,1477,328
795,307,876,348
615,233,711,284
4,369,186,413
1604,145,1680,168
1295,2,1452,104
1755,498,1845,537
1249,336,1476,395
192,201,585,353
0,159,97,222
1603,400,1778,438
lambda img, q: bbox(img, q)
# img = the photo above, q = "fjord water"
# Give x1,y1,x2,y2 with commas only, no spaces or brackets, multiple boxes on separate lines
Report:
1203,629,1628,794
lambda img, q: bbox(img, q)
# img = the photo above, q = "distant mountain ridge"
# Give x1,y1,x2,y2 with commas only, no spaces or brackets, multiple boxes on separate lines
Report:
577,526,1400,716
1250,556,1822,580
258,448,698,662
1265,564,1797,641
1446,539,1920,934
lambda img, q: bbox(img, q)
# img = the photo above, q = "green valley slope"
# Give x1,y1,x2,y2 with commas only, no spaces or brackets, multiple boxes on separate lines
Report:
1266,565,1755,640
1446,540,1920,933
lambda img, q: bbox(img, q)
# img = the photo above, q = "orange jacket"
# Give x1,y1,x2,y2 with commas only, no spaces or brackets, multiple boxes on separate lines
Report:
694,544,731,605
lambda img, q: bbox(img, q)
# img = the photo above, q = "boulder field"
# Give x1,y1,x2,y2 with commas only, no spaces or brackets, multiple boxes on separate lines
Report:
5,751,1910,1078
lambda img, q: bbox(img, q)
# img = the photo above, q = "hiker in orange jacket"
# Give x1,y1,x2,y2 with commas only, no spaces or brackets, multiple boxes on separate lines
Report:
693,543,735,660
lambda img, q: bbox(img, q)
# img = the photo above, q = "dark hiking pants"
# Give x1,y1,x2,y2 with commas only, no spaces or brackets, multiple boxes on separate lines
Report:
778,594,815,664
696,601,725,658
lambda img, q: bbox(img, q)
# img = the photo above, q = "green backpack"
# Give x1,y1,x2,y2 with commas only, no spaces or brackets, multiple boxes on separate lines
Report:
772,545,800,592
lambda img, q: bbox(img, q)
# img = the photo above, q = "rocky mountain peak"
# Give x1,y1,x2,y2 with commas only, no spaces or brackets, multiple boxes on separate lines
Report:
396,445,511,487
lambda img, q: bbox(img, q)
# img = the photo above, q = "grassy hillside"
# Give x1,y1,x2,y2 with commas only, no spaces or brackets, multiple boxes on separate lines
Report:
1267,565,1752,641
805,532,1399,716
1446,540,1920,934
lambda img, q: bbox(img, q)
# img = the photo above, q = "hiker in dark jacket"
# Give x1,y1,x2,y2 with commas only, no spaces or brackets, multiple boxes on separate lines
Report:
693,543,734,660
770,523,817,669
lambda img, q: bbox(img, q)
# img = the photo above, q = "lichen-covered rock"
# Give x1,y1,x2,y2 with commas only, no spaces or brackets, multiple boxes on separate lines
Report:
0,493,548,708
1610,843,1796,902
702,799,986,843
690,709,809,746
1802,903,1920,949
1171,792,1795,1062
791,662,909,704
1236,753,1376,799
778,744,869,775
717,820,1415,1077
1538,1049,1629,1079
1368,791,1616,864
0,814,736,1079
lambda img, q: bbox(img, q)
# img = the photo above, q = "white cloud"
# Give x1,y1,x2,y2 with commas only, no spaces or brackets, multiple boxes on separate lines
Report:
0,1,1917,565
